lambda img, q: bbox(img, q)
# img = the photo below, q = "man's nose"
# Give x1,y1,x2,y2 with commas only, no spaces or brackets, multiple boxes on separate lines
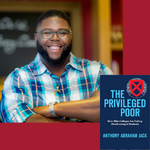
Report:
51,32,59,40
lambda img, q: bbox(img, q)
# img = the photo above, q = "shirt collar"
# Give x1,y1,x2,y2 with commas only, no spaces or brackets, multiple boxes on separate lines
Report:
31,53,48,76
31,52,83,76
68,53,83,71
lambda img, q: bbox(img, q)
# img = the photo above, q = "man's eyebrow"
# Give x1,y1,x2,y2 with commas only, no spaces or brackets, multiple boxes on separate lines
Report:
42,28,69,30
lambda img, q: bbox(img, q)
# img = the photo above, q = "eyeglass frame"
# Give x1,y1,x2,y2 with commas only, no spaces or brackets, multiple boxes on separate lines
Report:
36,29,72,39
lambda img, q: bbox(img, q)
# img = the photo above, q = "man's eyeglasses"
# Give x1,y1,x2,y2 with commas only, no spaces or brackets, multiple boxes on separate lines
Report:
36,29,72,39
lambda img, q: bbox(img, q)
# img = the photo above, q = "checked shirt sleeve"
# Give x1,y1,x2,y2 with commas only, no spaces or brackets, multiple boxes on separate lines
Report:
95,62,113,91
1,71,36,123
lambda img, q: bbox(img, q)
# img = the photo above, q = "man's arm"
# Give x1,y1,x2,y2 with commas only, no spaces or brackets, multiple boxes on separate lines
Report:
25,114,77,123
55,95,100,122
29,95,100,123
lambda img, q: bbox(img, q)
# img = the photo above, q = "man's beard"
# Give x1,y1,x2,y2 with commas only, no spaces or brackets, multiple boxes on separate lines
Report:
37,40,72,66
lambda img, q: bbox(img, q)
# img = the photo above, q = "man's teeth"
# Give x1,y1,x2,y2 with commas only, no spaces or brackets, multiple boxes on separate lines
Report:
49,46,60,49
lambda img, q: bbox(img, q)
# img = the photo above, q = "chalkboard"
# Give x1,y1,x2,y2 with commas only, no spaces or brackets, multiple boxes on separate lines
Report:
0,12,71,76
0,12,42,76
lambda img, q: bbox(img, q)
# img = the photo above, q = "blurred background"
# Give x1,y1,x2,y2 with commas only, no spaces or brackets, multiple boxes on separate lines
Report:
0,0,123,100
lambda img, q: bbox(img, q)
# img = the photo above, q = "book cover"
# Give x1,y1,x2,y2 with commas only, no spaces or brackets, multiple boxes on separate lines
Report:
100,75,150,149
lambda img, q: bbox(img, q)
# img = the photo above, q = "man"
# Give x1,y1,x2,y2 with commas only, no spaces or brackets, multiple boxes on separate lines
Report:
0,10,113,123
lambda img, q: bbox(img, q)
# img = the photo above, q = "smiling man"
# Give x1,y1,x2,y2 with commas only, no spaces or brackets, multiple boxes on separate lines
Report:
1,10,113,123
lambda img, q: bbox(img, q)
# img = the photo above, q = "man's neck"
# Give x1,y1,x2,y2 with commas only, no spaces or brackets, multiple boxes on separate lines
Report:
40,55,70,78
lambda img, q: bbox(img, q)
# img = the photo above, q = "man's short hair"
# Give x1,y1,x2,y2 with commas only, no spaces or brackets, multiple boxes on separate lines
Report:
36,9,71,29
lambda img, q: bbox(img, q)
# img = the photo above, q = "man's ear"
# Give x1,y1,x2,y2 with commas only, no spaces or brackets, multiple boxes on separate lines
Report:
34,33,37,45
69,31,73,42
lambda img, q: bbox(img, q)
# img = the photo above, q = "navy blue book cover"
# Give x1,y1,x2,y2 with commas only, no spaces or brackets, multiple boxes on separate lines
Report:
100,75,150,149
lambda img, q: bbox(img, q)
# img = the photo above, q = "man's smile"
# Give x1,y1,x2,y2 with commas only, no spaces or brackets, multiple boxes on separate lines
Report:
48,46,61,50
46,45,64,54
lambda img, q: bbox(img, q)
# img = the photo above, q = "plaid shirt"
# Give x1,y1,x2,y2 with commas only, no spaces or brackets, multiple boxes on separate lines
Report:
1,53,113,122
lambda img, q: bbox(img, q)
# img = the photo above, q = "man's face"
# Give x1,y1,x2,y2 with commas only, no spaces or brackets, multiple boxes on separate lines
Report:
35,17,72,66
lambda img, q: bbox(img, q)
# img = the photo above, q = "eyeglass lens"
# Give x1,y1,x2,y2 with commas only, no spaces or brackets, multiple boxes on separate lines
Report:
42,29,69,39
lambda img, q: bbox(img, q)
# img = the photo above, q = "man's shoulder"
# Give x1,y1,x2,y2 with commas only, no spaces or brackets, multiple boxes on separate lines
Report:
4,57,36,85
73,55,104,69
71,54,113,75
71,53,99,65
10,60,35,76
